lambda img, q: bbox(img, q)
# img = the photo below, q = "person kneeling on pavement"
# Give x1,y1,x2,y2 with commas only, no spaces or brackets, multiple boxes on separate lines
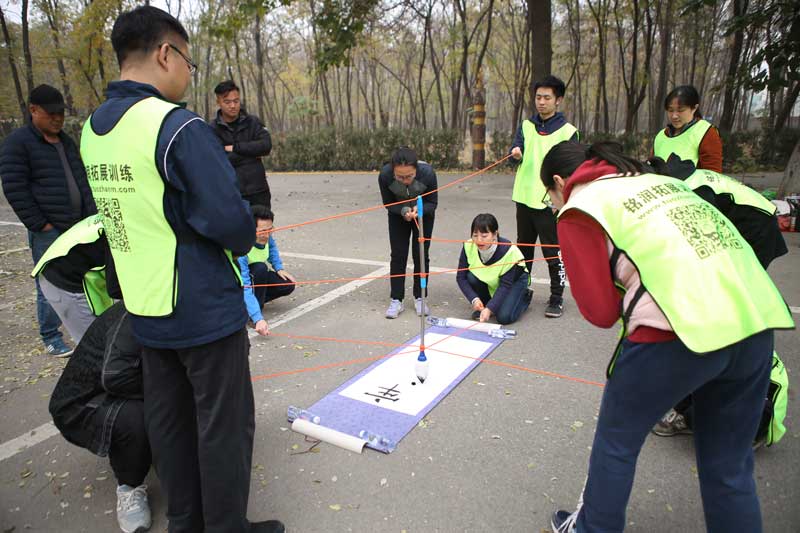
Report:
456,213,531,325
49,302,151,533
238,205,296,335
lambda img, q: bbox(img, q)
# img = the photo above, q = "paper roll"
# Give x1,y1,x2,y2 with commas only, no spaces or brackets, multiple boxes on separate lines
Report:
291,419,367,454
445,317,501,333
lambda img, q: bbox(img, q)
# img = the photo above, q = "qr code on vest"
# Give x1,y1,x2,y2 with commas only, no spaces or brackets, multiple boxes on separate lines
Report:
95,197,130,252
666,203,743,259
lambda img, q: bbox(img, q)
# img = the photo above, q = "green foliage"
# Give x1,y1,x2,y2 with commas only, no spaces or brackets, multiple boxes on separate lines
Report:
312,0,381,71
266,128,462,171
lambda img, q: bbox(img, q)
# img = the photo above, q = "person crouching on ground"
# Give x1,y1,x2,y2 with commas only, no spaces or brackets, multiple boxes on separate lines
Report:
456,213,531,324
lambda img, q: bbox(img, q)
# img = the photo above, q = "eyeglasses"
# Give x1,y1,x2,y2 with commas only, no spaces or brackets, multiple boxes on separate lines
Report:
164,43,198,75
394,172,416,182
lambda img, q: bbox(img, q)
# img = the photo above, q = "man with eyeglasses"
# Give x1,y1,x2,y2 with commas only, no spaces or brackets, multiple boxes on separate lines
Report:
210,80,273,209
79,6,283,533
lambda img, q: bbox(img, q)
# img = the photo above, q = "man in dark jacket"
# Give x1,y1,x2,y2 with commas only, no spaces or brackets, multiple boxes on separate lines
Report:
0,84,97,356
81,7,281,533
49,302,152,533
210,80,273,208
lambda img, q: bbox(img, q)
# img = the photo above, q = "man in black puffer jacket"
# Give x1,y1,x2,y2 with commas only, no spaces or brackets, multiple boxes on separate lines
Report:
0,85,96,357
209,80,273,208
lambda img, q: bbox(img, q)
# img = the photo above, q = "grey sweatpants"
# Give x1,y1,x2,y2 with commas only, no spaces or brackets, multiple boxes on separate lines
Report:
39,276,96,343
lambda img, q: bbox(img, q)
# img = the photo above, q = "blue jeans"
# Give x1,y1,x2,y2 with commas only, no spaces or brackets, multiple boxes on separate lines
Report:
28,228,63,345
466,271,531,325
576,331,773,533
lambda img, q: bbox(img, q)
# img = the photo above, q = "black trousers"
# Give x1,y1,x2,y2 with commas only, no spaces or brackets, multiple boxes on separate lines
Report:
388,213,434,301
142,328,254,533
109,400,152,487
250,262,295,306
515,202,565,299
242,188,271,210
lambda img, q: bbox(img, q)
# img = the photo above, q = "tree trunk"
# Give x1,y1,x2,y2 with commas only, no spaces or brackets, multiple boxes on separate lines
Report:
650,0,673,133
719,0,748,133
777,139,800,198
254,15,266,121
527,0,552,107
0,5,27,121
471,71,486,169
21,0,34,95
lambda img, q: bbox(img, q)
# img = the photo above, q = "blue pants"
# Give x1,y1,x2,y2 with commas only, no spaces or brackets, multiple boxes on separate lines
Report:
577,331,773,533
28,229,63,345
466,271,530,325
249,262,296,306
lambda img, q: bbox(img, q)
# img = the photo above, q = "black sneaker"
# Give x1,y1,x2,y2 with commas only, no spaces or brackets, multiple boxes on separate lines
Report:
250,520,285,533
545,297,563,318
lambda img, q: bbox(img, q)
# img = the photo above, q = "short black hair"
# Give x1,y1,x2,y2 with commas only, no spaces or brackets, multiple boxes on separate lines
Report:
111,6,189,67
470,213,499,235
664,85,702,118
214,80,240,96
391,146,418,168
533,75,566,99
251,204,274,222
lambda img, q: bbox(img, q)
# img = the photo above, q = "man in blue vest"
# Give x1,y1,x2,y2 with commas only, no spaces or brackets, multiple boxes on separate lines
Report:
510,75,578,318
80,6,283,532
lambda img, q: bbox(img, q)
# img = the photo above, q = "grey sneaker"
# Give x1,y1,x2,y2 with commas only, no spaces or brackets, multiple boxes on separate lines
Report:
385,299,404,319
652,408,693,437
545,296,563,318
414,298,430,316
116,484,151,533
45,339,73,358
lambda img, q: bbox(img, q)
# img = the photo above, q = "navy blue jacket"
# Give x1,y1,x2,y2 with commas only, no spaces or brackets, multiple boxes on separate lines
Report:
378,162,438,217
88,81,255,349
0,123,96,231
510,112,579,154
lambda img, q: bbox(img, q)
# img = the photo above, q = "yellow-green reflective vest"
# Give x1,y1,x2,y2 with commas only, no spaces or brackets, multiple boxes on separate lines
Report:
30,214,114,316
247,245,269,266
513,120,578,209
559,173,793,353
81,97,242,317
685,169,777,215
653,119,712,165
463,241,528,297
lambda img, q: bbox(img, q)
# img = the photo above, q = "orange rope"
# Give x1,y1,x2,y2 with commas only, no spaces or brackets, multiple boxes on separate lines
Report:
245,256,549,288
252,328,604,388
262,155,512,236
422,237,561,249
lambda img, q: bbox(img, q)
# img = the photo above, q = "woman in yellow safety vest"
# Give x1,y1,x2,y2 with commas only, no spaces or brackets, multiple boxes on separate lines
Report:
455,214,531,325
539,140,792,533
653,85,723,172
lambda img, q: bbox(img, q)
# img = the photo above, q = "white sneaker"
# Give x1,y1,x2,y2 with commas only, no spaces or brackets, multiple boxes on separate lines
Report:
116,484,151,533
414,298,430,316
385,299,404,319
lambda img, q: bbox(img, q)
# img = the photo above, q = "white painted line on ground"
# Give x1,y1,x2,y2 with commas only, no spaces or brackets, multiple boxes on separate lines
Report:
0,421,60,462
0,246,28,256
0,220,24,227
249,266,390,339
281,251,387,267
791,306,800,314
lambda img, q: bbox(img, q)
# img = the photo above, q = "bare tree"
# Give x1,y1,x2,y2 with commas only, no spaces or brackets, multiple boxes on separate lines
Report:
0,4,27,120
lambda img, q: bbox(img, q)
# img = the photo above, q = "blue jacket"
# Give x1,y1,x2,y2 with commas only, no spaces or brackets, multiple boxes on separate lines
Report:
238,235,283,323
88,81,255,348
0,123,96,231
510,112,579,154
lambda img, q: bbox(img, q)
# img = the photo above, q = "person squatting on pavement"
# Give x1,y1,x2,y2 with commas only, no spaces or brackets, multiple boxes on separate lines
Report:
49,303,152,533
456,213,531,325
79,6,283,532
539,140,793,533
238,205,297,336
